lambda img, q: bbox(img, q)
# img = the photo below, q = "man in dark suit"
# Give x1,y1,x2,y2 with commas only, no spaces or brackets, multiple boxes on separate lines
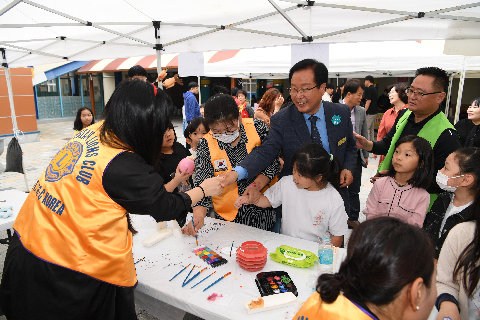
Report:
343,79,369,229
220,59,358,231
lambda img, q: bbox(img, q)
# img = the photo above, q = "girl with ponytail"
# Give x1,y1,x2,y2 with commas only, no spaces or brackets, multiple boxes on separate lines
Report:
296,217,436,320
235,143,347,246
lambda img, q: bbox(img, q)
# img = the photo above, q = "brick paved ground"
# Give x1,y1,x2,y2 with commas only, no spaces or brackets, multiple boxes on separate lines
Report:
0,116,376,319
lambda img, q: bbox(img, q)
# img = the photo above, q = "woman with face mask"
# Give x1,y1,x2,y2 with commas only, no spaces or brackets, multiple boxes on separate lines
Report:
423,147,480,258
454,97,480,148
182,94,280,235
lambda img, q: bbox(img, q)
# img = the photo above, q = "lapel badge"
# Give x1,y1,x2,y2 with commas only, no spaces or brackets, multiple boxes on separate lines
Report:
331,115,341,125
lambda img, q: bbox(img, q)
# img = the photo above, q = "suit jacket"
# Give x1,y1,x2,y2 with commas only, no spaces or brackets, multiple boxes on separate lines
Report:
353,105,369,166
239,101,357,179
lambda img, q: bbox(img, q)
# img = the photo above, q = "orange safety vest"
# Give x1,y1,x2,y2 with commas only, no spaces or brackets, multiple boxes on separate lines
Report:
204,118,276,221
13,121,137,287
294,292,376,320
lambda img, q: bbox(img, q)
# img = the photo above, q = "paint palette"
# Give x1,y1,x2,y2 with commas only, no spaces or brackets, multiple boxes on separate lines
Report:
255,271,298,297
192,246,228,268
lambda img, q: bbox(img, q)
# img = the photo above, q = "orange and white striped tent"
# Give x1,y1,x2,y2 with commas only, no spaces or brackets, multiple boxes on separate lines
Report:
76,54,179,74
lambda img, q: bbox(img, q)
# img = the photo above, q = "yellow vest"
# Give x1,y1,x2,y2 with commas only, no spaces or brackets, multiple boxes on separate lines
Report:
294,292,376,320
204,118,266,221
14,121,137,287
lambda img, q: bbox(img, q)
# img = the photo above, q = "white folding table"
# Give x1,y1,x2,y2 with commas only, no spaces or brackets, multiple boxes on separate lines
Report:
131,214,346,320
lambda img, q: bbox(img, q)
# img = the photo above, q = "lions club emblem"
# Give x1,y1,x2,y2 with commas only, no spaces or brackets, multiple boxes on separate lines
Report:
45,141,83,182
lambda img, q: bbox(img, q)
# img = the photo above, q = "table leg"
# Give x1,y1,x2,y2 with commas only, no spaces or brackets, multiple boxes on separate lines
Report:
0,229,11,245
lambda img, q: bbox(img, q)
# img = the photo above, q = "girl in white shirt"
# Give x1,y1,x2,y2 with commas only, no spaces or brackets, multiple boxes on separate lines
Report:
235,143,348,247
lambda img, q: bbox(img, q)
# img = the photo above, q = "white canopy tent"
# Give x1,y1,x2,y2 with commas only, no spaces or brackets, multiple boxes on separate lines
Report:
1,0,480,67
203,41,480,79
2,0,480,133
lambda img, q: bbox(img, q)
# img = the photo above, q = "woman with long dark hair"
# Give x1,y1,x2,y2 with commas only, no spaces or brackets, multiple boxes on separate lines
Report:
295,217,436,320
73,106,95,134
455,97,480,148
0,79,223,319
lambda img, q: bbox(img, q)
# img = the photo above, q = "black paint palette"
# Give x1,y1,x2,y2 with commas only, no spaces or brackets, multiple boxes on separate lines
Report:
255,271,298,297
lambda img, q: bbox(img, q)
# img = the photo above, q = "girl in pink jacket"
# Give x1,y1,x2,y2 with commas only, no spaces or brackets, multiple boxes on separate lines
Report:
364,135,434,227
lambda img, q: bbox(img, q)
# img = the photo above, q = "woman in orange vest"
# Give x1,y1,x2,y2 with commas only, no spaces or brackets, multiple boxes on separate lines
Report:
182,94,279,235
0,79,223,320
295,217,436,320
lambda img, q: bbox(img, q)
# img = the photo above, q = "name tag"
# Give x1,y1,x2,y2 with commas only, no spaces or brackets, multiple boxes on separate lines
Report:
338,137,346,146
214,159,228,172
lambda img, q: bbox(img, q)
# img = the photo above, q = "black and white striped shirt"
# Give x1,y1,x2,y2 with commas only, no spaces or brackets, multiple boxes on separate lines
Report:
194,118,279,230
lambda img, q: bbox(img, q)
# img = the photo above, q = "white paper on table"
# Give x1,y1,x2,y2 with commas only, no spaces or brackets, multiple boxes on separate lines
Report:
196,221,227,238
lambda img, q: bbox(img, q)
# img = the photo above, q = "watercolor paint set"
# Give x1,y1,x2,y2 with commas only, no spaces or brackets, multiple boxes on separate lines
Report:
192,246,228,268
255,271,298,297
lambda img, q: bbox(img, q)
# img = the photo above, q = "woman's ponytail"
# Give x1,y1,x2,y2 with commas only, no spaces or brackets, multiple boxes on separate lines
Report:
317,272,346,303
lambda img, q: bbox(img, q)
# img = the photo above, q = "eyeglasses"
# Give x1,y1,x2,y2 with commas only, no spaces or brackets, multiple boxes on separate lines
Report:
405,87,442,99
288,85,319,96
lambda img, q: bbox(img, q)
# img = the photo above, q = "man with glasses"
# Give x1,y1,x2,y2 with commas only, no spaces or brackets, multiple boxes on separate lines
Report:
354,67,461,203
220,58,357,231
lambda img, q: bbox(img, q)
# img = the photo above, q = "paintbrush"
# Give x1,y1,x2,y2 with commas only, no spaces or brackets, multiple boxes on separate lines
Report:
182,264,196,285
182,267,207,287
203,272,231,292
190,271,216,289
229,241,234,257
168,263,191,281
191,216,199,246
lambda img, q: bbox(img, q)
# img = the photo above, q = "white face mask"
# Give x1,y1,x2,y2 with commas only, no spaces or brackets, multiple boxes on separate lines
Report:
212,121,240,144
436,171,464,192
212,130,239,144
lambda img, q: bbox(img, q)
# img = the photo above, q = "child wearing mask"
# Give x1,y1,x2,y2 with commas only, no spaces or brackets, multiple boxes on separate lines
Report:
423,147,480,258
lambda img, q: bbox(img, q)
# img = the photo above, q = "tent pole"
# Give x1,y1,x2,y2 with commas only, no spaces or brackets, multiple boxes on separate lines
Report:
154,21,163,89
445,73,454,117
454,57,466,125
1,48,28,191
89,74,96,115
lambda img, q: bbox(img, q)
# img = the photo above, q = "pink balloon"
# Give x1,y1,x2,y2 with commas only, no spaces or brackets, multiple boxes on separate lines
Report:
178,158,195,174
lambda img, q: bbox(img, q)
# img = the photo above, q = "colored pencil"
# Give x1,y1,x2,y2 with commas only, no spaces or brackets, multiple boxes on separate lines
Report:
229,241,234,257
182,267,207,287
182,264,196,285
203,272,231,292
168,263,191,281
134,257,145,264
191,216,199,246
190,271,216,288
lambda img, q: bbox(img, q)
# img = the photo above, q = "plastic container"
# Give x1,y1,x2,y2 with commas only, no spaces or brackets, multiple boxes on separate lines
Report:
318,237,333,274
237,241,268,272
